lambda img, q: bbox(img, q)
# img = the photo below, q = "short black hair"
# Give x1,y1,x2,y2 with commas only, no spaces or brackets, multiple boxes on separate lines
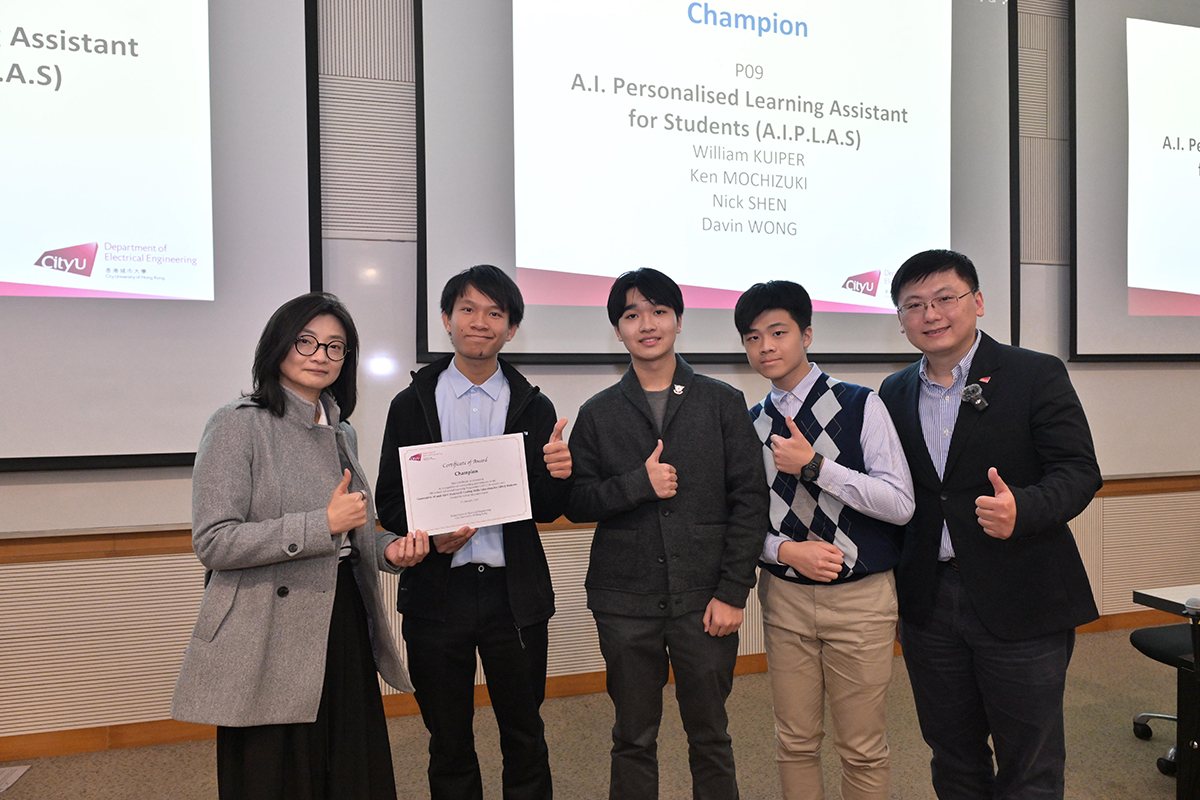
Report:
250,292,359,420
733,281,812,336
440,264,524,327
890,249,980,306
606,268,684,326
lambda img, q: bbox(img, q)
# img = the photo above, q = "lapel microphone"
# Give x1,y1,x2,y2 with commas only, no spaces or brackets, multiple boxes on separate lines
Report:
962,383,988,412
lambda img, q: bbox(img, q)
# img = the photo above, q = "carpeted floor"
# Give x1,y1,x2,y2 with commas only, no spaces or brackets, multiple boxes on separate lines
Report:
0,629,1183,798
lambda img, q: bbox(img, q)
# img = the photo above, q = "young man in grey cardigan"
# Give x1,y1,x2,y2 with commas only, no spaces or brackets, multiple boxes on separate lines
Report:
567,268,769,800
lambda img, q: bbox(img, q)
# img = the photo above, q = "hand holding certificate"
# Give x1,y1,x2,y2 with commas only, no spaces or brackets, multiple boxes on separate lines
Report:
397,433,532,535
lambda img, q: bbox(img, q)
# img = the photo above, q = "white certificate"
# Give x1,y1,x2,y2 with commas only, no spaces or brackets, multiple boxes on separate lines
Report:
397,433,532,535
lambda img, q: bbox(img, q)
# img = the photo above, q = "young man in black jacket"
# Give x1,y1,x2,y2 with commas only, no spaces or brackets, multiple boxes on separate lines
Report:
376,265,572,800
567,268,768,800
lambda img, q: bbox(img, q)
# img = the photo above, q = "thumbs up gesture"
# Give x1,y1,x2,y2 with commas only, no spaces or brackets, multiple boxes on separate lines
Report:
327,469,368,534
769,416,816,476
543,417,572,479
646,439,678,499
975,467,1016,539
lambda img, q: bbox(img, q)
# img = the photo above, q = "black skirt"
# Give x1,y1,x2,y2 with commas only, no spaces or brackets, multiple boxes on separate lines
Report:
216,560,397,800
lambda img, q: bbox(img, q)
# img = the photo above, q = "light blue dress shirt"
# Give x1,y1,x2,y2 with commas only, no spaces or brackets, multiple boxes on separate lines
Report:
916,331,982,560
435,359,511,568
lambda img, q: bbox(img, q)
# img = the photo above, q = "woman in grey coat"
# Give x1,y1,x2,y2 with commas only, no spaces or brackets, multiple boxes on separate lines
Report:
172,293,428,800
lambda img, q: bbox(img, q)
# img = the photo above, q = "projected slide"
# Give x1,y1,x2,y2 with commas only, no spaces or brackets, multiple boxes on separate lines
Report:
512,0,950,314
0,0,213,301
1126,18,1200,316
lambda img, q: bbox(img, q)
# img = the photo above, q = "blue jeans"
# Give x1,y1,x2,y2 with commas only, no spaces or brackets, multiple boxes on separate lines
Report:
900,563,1075,800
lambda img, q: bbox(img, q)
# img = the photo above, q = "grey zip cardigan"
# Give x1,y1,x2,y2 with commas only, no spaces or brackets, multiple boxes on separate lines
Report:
172,388,411,728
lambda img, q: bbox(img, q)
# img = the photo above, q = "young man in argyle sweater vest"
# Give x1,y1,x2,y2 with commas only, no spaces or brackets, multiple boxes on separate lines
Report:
735,280,914,800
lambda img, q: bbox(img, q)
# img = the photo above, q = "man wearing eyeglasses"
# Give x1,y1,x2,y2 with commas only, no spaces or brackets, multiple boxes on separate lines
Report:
878,249,1101,800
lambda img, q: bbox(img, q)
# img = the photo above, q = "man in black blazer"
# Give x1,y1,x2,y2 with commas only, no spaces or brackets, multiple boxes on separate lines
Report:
878,250,1101,799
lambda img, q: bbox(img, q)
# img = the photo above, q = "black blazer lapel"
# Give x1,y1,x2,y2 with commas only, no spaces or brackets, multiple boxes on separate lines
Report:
894,365,940,486
944,334,1001,479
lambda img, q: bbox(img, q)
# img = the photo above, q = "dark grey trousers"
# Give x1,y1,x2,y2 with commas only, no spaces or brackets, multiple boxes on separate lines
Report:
901,563,1075,800
593,610,741,800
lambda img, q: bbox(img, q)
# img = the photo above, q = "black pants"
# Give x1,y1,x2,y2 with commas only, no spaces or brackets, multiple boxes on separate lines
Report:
901,563,1075,800
403,564,552,800
217,560,397,800
593,610,740,800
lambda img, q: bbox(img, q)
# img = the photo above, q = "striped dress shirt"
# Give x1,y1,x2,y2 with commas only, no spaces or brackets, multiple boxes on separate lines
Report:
917,331,982,560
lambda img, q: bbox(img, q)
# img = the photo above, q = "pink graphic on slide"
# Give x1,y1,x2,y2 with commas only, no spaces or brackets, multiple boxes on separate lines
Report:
1129,287,1200,317
515,267,894,315
841,269,881,297
0,282,176,300
35,242,98,278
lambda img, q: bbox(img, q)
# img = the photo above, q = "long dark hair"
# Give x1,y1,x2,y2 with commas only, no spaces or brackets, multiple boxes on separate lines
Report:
249,292,359,420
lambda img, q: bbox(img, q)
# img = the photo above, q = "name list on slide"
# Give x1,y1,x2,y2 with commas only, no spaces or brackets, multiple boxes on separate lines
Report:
568,70,912,238
511,0,949,303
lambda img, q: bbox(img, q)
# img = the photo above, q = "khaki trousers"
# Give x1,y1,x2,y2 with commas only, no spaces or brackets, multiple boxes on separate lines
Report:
759,569,898,800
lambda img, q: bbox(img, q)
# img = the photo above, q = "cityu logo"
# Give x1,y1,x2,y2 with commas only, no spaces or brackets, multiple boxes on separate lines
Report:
408,453,423,462
841,269,880,297
35,243,98,278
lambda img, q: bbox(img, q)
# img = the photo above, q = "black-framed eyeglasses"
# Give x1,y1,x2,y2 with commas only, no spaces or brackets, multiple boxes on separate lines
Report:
294,335,348,361
899,291,974,318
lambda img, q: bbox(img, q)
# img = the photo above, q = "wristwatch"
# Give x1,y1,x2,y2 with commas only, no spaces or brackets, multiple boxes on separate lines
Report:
800,452,824,482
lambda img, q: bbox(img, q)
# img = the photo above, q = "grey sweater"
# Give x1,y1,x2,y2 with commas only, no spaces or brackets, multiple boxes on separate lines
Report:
172,388,410,727
567,357,769,617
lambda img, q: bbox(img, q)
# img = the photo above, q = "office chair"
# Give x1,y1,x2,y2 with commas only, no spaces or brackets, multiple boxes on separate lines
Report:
1130,622,1194,776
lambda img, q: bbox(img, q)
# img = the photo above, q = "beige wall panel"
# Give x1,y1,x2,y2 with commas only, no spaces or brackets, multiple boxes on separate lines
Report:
739,569,765,656
319,76,417,241
1018,9,1051,50
377,569,405,696
544,529,606,676
1019,47,1049,138
0,555,204,738
1019,136,1070,265
318,0,414,82
1069,499,1104,612
1046,17,1070,141
1018,0,1067,18
1100,492,1200,615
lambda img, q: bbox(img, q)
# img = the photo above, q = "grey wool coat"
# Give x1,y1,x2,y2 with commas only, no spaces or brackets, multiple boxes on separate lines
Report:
566,356,769,617
172,388,412,728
